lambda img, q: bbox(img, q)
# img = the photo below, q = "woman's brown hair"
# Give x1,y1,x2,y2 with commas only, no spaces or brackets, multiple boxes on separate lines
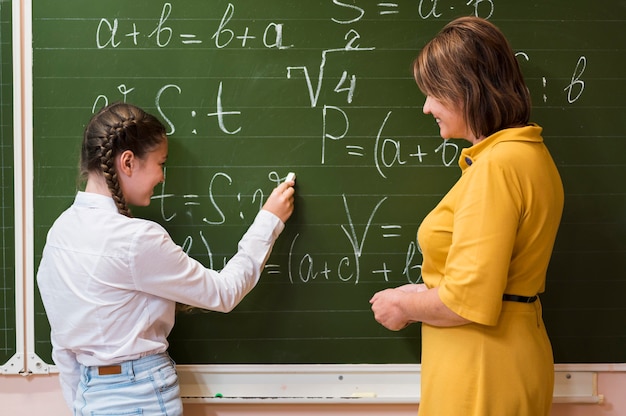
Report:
80,102,166,217
413,16,531,139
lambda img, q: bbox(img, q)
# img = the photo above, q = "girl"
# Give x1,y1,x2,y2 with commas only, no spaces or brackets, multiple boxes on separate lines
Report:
37,102,295,415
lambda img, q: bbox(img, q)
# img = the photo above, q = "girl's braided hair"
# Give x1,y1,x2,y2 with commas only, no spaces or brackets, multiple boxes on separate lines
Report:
80,102,166,216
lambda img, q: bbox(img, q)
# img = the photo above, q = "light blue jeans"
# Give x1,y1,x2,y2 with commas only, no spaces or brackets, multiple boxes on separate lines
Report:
74,352,183,416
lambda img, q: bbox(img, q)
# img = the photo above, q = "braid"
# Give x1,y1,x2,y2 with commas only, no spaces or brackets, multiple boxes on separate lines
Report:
101,122,132,217
80,102,166,217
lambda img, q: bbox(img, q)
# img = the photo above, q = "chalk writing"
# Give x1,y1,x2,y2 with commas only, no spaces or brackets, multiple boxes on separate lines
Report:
96,2,291,50
212,3,292,49
286,30,374,108
28,0,625,369
516,52,588,104
467,0,495,19
151,164,423,285
332,0,496,20
565,56,587,104
86,0,590,289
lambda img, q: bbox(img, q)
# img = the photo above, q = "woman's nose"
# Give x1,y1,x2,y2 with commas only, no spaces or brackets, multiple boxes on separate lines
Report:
423,96,431,115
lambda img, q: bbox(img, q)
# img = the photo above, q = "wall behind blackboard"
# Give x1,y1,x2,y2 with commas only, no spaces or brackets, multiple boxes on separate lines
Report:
31,0,626,365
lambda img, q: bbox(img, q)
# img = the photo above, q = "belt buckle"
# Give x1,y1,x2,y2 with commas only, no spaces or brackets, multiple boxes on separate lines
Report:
98,365,122,376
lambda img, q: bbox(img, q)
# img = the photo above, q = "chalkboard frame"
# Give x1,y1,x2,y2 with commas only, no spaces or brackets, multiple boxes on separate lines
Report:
0,0,18,372
1,0,36,376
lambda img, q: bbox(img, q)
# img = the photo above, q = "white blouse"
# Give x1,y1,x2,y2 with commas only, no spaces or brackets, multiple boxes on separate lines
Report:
37,191,284,408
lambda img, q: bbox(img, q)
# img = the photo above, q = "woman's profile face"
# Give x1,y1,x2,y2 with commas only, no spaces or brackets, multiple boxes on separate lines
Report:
422,95,478,144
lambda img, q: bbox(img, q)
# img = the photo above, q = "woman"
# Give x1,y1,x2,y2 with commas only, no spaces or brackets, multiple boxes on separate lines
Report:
370,17,564,415
37,102,295,415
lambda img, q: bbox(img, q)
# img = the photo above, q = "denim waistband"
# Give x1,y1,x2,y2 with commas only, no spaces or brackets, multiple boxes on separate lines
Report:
83,352,172,378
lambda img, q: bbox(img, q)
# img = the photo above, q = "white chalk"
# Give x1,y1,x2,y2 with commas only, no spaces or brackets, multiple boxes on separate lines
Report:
285,172,296,183
350,392,378,398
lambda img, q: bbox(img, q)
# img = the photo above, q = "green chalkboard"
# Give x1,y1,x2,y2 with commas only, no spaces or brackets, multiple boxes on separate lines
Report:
0,0,16,367
32,1,626,365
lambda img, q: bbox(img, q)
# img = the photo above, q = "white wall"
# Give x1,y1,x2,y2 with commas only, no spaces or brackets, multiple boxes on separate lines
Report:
2,372,625,416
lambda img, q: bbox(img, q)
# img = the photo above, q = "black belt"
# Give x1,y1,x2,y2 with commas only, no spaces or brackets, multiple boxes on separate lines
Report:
502,294,537,303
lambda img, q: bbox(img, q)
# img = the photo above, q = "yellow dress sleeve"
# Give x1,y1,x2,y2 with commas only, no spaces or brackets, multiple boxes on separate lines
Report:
438,155,524,326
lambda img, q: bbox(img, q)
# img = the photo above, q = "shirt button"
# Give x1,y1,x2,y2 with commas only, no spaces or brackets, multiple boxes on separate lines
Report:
465,157,473,166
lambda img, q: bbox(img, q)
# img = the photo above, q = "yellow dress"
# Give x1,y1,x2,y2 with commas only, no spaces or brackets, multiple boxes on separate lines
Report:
417,125,564,416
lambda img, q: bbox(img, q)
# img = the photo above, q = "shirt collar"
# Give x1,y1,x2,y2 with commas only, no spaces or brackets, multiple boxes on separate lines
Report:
74,191,119,212
459,123,543,171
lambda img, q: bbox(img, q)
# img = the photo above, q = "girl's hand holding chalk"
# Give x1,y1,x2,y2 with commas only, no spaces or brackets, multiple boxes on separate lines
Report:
263,172,296,223
285,172,296,183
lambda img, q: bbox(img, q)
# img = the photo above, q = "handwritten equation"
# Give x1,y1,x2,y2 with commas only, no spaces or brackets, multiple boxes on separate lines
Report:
95,1,497,49
153,168,423,286
92,1,589,152
86,1,589,285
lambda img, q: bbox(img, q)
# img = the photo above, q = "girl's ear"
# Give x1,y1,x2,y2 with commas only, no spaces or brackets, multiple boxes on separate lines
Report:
117,150,135,177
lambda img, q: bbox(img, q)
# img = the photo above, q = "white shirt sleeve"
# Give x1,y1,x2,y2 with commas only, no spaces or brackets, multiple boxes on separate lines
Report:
132,209,284,311
51,342,81,410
